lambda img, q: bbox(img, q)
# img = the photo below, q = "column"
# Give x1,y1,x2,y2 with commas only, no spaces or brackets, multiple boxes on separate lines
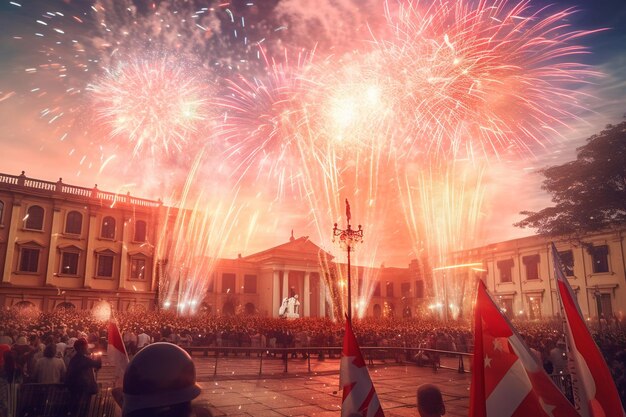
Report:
2,201,21,283
303,271,310,317
45,207,62,286
118,216,129,290
83,213,98,289
273,270,280,318
319,278,326,318
282,270,289,299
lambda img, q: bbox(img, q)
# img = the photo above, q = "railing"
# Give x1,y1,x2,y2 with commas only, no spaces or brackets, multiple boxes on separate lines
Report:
5,383,116,417
0,171,162,208
182,346,473,377
550,373,574,405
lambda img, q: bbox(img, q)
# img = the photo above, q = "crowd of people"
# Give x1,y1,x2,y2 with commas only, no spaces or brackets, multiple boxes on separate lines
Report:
0,307,625,414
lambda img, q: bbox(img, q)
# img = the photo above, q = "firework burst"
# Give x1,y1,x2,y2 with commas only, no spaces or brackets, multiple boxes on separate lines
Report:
377,0,602,161
213,48,317,198
89,58,211,157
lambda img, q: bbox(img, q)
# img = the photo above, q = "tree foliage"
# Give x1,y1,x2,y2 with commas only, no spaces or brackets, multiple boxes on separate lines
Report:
515,120,626,236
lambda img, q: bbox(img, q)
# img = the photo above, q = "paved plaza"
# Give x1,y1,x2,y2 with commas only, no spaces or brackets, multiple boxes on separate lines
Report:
194,355,470,417
100,354,471,417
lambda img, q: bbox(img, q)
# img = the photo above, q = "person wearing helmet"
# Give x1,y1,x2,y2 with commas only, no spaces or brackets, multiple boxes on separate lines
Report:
115,342,210,417
66,337,102,416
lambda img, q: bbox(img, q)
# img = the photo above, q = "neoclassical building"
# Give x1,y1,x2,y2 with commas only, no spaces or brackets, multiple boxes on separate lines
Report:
0,171,426,317
455,228,626,320
4,171,622,320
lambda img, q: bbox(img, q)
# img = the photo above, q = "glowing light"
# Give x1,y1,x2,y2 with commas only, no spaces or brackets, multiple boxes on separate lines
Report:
91,300,112,322
89,58,210,157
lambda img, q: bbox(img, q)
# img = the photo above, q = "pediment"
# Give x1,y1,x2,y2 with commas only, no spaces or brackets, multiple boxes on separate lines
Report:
94,246,119,255
241,236,333,264
16,239,45,248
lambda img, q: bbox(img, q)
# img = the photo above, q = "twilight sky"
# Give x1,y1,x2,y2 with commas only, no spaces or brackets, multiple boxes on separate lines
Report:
1,0,625,267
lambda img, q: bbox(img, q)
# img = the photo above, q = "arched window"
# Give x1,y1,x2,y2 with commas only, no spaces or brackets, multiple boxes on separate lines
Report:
25,205,44,230
101,216,116,239
55,302,76,310
222,301,235,316
244,302,256,315
373,304,382,318
134,220,147,242
65,211,83,235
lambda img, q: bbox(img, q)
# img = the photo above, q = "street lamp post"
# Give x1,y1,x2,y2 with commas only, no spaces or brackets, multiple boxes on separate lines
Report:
333,199,363,322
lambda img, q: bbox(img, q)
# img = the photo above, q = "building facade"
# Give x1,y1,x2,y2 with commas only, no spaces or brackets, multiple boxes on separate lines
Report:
0,171,162,312
0,172,427,318
458,229,626,320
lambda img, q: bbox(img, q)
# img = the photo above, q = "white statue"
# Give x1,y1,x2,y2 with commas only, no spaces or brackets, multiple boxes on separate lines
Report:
278,294,300,319
278,297,289,316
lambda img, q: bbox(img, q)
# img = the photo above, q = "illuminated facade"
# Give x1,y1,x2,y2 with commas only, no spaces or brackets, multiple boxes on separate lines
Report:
0,171,426,317
457,229,626,320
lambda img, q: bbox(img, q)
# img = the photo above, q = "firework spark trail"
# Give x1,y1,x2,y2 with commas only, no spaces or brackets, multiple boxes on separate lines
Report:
396,160,486,319
376,0,601,318
296,66,397,318
88,58,211,157
157,150,245,314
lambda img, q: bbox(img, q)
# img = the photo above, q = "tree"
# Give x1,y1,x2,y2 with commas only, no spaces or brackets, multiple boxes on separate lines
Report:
515,120,626,237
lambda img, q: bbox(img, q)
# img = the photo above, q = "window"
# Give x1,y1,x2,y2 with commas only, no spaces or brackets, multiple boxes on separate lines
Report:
25,205,44,230
222,273,236,293
558,250,574,277
595,293,613,317
244,274,257,294
415,280,424,298
19,248,40,272
134,220,147,242
101,216,116,239
96,252,115,277
497,259,514,283
373,282,381,297
591,245,609,273
401,282,411,297
500,298,514,319
60,251,79,275
0,200,4,224
527,296,542,320
386,282,394,298
65,211,83,235
522,255,540,280
207,273,215,293
130,258,146,279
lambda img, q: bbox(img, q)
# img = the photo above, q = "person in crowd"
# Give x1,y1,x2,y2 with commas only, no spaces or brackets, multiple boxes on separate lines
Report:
11,335,31,377
549,339,568,374
33,343,66,383
0,330,13,346
113,342,211,417
137,329,151,350
417,384,446,417
66,338,102,416
123,328,138,356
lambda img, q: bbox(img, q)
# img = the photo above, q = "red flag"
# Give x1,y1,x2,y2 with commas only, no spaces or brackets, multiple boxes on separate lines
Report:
345,199,351,223
470,280,578,417
107,320,129,384
551,243,625,417
340,319,385,417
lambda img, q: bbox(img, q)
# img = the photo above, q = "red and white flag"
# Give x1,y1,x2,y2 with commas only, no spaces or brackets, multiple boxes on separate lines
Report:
551,243,625,417
470,280,578,417
340,318,385,417
107,320,129,384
